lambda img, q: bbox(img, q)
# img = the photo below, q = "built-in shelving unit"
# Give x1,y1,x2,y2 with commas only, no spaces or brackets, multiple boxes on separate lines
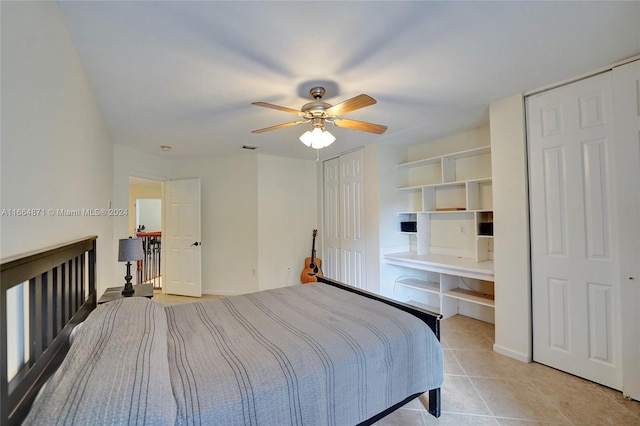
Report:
385,145,495,322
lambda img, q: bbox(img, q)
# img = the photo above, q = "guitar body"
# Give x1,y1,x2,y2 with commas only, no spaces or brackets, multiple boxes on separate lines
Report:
301,229,323,283
301,256,322,283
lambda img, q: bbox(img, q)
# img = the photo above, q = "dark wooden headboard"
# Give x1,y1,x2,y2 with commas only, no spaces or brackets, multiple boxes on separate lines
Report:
1,236,98,425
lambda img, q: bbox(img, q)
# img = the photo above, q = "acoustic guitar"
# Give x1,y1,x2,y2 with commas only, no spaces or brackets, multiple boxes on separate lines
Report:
300,229,322,283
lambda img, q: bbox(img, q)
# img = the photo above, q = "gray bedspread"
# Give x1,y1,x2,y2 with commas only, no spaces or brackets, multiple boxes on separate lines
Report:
24,297,177,425
24,283,443,425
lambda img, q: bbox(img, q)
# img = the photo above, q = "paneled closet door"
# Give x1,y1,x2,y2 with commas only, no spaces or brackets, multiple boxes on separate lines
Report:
339,150,366,288
528,72,623,390
323,149,366,288
323,157,341,280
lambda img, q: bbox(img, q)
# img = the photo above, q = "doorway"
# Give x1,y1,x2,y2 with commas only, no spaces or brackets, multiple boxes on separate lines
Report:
129,177,164,289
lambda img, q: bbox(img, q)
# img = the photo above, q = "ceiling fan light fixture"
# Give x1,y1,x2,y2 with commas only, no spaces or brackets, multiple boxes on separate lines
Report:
299,128,335,149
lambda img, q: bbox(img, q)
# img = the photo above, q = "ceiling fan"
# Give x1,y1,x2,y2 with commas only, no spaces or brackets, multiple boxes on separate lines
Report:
251,87,387,148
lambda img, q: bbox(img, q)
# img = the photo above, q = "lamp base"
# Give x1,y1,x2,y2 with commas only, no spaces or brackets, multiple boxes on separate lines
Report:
122,283,135,297
122,262,135,296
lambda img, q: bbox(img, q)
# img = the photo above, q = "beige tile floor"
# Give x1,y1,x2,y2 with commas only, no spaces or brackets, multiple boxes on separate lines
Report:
376,315,640,425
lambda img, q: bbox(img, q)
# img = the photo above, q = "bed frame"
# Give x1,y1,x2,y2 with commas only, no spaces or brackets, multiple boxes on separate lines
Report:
1,237,441,425
1,236,97,426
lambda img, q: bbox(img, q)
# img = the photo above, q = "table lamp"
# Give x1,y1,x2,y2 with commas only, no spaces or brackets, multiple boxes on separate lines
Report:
118,237,144,296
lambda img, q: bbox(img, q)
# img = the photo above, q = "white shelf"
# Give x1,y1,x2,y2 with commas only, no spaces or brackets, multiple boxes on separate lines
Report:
390,144,495,322
400,178,492,191
397,185,425,193
397,146,491,169
399,209,492,214
443,288,494,308
395,277,440,294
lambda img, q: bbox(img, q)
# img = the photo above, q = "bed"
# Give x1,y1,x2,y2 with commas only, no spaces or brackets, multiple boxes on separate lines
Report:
1,236,443,425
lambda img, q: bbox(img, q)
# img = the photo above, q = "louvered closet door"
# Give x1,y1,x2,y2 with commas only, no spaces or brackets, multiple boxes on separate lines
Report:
528,72,623,389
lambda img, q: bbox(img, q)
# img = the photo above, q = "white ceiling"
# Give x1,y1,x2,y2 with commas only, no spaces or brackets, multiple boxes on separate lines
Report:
57,1,640,161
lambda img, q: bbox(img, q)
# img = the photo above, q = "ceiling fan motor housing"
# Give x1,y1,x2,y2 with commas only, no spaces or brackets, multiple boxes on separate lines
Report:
301,86,332,119
309,87,325,100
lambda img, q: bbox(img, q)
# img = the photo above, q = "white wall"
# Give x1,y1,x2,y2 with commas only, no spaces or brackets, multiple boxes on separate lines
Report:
113,147,319,296
374,143,409,297
257,154,318,291
136,199,162,232
364,145,382,294
171,153,259,295
1,1,114,288
407,127,490,161
489,94,531,362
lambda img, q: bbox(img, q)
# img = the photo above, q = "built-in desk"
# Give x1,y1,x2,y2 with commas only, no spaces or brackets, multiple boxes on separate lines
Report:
383,252,494,320
383,252,494,281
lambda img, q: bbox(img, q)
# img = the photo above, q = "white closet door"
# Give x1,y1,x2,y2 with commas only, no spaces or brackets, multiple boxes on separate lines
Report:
323,157,341,280
323,149,366,288
339,150,366,288
614,60,640,401
528,72,623,389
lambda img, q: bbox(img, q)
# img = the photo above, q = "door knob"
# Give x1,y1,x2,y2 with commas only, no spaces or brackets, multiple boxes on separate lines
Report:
190,241,201,247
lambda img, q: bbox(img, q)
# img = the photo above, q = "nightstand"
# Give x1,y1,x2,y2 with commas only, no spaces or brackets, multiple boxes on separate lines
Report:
98,283,154,304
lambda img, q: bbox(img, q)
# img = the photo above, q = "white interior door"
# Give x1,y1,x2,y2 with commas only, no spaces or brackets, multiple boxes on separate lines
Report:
164,178,202,297
614,59,640,401
339,150,366,288
528,72,623,389
322,149,366,288
323,157,340,280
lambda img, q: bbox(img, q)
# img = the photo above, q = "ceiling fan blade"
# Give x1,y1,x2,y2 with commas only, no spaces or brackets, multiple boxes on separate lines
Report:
252,102,301,115
325,94,377,116
251,121,306,134
333,118,388,134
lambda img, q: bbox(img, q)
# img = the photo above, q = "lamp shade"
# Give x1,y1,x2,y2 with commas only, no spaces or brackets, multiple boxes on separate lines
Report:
299,128,336,149
118,237,144,262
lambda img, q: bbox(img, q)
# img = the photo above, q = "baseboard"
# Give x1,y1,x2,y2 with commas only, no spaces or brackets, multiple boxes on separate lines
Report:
493,343,531,363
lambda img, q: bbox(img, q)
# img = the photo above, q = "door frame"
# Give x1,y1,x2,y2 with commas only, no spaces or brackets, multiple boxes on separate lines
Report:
612,59,640,401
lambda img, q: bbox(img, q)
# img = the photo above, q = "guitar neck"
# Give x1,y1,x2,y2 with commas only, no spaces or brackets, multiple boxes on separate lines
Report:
310,229,318,262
